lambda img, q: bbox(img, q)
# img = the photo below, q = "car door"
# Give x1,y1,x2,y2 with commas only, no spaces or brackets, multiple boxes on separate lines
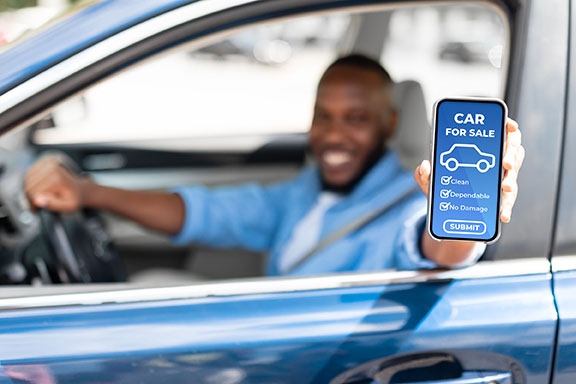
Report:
0,0,567,382
0,263,558,384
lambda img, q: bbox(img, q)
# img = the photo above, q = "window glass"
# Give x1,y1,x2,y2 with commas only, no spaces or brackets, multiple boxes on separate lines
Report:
33,3,507,146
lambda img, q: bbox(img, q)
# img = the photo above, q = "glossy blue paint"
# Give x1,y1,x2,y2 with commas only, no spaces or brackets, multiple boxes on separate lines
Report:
0,0,195,94
551,271,576,384
0,274,557,383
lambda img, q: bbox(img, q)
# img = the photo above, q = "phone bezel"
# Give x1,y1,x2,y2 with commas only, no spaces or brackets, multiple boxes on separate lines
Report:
427,96,508,244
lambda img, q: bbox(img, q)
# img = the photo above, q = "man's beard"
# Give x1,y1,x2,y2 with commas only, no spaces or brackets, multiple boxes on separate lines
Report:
321,144,385,194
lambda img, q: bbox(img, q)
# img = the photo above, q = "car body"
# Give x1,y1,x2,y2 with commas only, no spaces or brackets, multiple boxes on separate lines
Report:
440,143,496,172
0,0,574,383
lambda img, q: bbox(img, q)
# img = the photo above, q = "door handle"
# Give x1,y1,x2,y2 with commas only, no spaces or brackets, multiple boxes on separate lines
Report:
390,371,512,384
331,352,517,384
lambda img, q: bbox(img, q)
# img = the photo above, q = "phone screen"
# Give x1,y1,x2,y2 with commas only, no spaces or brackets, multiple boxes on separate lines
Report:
428,98,507,242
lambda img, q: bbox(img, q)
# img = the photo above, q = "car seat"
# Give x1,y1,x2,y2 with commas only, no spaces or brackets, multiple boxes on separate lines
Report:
389,79,431,170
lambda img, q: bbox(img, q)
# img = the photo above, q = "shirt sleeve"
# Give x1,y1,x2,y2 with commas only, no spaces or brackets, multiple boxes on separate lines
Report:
394,206,486,270
170,180,292,251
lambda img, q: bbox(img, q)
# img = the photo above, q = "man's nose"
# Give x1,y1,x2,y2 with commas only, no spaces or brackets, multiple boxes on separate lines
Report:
322,120,348,143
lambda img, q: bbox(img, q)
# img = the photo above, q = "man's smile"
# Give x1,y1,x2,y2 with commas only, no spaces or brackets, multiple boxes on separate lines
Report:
321,150,354,169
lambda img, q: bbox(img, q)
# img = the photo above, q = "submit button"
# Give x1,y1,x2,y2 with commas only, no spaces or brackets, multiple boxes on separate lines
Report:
443,220,486,235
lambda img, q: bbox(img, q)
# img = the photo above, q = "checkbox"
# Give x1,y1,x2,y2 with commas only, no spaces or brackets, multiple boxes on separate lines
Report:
439,202,450,211
440,189,451,198
441,176,452,185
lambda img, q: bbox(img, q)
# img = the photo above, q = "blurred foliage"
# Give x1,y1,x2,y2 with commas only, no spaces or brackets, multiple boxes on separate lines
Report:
0,0,37,11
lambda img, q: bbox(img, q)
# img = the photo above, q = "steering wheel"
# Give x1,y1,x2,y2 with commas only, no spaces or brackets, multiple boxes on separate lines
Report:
26,152,125,283
38,208,126,283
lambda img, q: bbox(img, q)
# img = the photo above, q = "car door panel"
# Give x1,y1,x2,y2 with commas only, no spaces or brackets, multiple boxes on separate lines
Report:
550,263,576,384
0,263,556,383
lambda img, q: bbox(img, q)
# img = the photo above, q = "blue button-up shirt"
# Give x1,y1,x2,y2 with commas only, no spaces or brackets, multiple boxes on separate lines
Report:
172,151,446,275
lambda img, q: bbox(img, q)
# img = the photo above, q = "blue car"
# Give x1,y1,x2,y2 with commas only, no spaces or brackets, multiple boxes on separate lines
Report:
0,0,573,383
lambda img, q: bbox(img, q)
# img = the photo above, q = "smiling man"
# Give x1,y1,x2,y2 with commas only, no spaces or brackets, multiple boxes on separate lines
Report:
25,54,525,276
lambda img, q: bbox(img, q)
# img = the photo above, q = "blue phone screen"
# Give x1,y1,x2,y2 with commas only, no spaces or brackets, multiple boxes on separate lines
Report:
430,99,506,242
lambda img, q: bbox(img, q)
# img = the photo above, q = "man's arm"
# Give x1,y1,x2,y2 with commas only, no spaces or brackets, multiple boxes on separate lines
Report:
25,157,185,235
414,118,525,267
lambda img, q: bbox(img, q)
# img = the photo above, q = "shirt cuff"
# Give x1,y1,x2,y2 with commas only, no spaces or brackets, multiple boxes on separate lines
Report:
395,208,486,270
170,185,205,246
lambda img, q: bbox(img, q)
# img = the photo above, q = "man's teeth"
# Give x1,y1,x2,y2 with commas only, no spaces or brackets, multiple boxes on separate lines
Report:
324,152,352,166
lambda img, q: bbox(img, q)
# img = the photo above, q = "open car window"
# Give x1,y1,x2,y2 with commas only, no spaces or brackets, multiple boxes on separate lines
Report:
6,2,511,287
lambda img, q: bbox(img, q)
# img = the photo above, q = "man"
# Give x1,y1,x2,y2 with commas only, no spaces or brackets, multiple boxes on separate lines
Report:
25,55,525,275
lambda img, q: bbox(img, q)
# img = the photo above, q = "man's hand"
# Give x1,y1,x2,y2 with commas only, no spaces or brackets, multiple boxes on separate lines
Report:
414,118,525,223
25,156,93,212
412,118,525,267
25,156,185,234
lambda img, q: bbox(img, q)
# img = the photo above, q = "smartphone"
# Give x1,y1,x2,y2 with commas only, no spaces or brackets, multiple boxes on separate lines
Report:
427,97,507,243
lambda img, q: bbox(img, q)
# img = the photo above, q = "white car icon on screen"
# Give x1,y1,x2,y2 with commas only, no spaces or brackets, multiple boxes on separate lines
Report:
440,144,495,173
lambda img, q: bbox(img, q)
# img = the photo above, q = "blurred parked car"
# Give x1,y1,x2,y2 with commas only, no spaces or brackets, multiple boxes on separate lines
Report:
439,40,490,62
438,39,503,66
194,29,292,65
0,0,573,383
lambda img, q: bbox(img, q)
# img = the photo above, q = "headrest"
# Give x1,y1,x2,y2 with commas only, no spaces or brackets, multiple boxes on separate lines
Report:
389,80,431,170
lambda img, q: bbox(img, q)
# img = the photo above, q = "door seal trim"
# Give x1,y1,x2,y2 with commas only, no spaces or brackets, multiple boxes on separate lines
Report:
0,258,550,310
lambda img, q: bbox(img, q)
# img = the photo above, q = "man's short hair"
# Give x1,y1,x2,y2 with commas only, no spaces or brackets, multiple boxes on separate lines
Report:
325,54,393,84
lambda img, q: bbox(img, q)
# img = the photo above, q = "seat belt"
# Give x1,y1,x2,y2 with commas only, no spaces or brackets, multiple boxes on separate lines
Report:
286,184,421,273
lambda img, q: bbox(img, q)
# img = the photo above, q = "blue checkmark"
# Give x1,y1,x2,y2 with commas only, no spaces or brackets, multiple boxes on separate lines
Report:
439,202,450,211
440,189,451,198
441,176,452,185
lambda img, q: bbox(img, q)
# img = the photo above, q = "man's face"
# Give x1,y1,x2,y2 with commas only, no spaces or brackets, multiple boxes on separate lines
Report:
309,66,396,190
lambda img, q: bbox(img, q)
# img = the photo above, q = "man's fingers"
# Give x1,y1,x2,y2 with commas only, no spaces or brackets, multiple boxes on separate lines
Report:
25,163,81,212
500,118,524,223
503,126,522,170
31,191,79,213
25,171,62,193
503,118,520,166
414,160,431,197
503,147,516,170
506,117,519,133
24,156,74,192
502,168,518,192
25,173,66,205
515,144,526,170
500,187,518,223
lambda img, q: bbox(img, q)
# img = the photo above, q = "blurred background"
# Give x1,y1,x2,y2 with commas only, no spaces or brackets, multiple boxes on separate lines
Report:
0,0,73,45
1,1,507,148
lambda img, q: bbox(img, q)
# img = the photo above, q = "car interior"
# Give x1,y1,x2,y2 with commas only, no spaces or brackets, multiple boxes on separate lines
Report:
0,3,508,285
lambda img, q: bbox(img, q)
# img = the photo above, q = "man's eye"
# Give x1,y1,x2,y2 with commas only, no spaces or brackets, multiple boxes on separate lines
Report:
346,115,368,124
